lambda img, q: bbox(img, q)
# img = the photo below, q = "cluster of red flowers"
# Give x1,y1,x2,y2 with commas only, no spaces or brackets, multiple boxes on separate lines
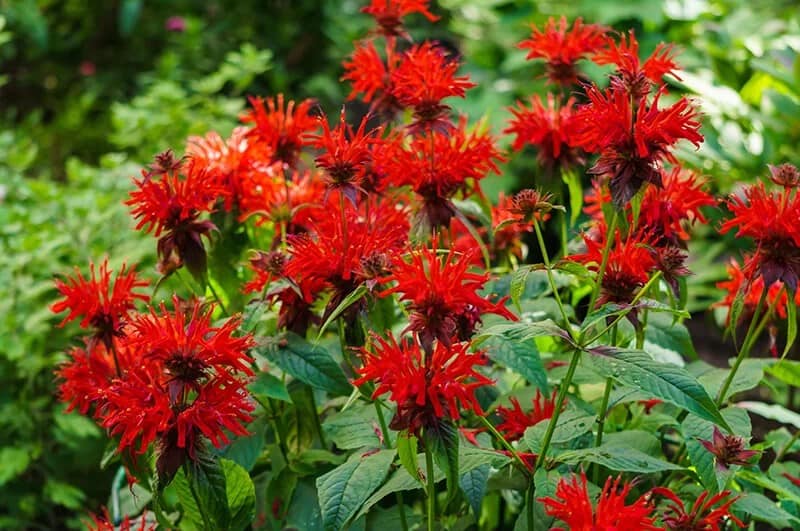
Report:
52,259,255,483
540,471,745,530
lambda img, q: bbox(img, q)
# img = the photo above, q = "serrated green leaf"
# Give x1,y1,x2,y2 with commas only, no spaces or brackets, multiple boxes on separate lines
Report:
250,371,292,403
523,410,594,454
766,360,800,387
460,465,489,518
222,416,267,472
427,420,459,504
184,451,230,529
510,267,532,311
556,444,683,473
585,348,730,430
482,332,548,391
316,449,396,531
738,401,800,430
734,492,798,527
323,403,388,450
264,333,351,396
222,458,256,530
397,431,421,484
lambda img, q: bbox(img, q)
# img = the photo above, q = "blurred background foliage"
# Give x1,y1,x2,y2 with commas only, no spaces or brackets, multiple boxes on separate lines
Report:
0,0,798,528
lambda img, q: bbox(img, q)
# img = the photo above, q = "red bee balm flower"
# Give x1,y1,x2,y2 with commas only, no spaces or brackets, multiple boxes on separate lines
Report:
51,259,148,349
354,334,491,434
573,85,703,206
518,16,608,85
715,258,798,323
594,31,681,98
505,94,583,170
381,243,516,352
569,230,657,307
390,42,475,132
720,182,800,292
342,39,402,115
362,0,439,38
539,471,659,531
126,162,223,277
495,390,561,441
85,508,156,531
652,488,745,530
241,94,318,167
700,426,759,470
126,297,254,392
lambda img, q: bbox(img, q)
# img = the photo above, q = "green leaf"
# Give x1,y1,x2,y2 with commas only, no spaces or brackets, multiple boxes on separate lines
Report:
316,284,368,341
316,449,396,531
264,333,351,396
250,371,292,403
510,266,532,311
118,0,142,36
426,420,460,503
482,332,548,391
523,410,594,454
222,416,267,472
397,431,421,483
356,453,445,520
285,480,324,531
44,479,86,510
734,492,798,528
766,360,800,387
585,348,730,430
643,312,696,364
180,451,230,529
0,447,30,487
784,300,797,360
738,401,800,430
222,459,256,530
323,402,388,450
460,465,489,518
556,444,683,473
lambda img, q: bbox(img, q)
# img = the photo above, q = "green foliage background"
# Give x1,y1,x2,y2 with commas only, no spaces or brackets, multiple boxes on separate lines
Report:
0,0,798,528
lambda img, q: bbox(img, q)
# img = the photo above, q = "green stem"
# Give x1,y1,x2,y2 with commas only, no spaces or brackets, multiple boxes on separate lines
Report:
534,348,582,471
374,402,409,531
526,482,535,531
477,415,530,475
717,291,774,405
533,219,573,338
207,280,230,316
306,386,328,448
592,377,613,484
587,210,619,311
425,443,436,531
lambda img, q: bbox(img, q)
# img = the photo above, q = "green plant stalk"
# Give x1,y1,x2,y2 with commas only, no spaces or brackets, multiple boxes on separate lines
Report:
717,290,776,405
592,377,613,485
477,415,530,475
526,482,535,531
776,429,800,462
587,210,619,312
374,402,409,531
425,443,436,531
207,279,230,316
534,348,581,471
306,385,328,448
533,219,573,338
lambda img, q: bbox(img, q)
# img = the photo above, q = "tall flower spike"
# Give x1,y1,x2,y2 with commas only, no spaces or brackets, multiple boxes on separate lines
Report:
51,259,148,349
390,42,475,133
539,471,659,531
505,94,584,170
518,16,608,85
354,333,491,434
652,488,745,530
380,242,516,353
361,0,439,39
